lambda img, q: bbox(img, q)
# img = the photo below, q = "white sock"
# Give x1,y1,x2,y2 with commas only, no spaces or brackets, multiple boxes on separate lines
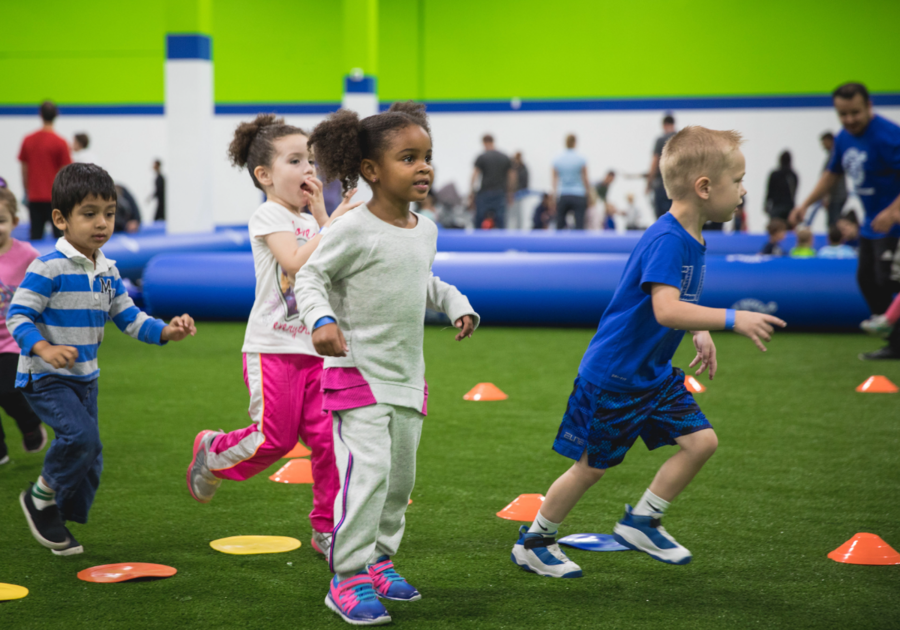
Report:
31,477,56,511
632,488,670,517
528,510,561,536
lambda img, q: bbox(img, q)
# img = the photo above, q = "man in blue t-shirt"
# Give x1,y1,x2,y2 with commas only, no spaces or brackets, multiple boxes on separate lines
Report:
552,134,593,230
791,83,900,360
511,127,786,579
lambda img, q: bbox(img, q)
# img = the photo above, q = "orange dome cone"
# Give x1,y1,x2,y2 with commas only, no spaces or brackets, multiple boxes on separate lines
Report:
684,375,706,393
828,533,900,565
496,494,545,521
269,458,314,484
283,442,312,458
856,376,898,393
463,383,508,401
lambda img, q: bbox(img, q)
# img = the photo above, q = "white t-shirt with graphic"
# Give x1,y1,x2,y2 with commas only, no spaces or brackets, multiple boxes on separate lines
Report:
242,201,321,355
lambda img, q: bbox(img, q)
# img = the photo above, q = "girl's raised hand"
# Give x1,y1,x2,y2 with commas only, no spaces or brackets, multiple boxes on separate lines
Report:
332,187,364,219
302,176,326,221
454,315,475,341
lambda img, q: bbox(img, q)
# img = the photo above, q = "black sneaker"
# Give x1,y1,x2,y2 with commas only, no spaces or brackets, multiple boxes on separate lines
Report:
19,486,71,550
51,530,84,556
23,426,48,453
858,346,900,361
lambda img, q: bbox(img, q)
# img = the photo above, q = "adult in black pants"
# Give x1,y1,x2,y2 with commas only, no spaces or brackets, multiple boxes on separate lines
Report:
0,353,46,464
791,82,900,360
764,151,798,221
552,134,592,230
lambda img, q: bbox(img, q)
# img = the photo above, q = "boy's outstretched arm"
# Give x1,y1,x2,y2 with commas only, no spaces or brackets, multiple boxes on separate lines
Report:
161,314,197,342
650,284,786,352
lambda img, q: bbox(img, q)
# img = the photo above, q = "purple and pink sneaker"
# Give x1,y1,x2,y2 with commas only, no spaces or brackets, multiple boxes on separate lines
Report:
367,556,421,601
325,573,391,626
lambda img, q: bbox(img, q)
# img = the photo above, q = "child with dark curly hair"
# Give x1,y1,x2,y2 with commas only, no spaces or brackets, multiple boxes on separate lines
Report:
296,101,479,626
186,114,361,558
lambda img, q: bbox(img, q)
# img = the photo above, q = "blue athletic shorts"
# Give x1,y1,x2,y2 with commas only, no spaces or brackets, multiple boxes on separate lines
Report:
552,367,712,469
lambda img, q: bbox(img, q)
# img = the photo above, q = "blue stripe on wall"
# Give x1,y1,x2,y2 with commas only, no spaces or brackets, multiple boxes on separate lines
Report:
2,93,899,117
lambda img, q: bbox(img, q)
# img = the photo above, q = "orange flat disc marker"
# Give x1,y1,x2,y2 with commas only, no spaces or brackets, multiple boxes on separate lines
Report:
463,383,508,401
496,494,545,521
283,443,312,458
77,563,177,583
269,458,314,484
828,533,900,565
684,375,706,393
855,376,899,393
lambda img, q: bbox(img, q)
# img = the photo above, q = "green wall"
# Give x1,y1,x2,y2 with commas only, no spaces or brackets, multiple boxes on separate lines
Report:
2,0,898,105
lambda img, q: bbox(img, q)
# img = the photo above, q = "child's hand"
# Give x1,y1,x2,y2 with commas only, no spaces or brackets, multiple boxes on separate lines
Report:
689,331,717,379
454,315,475,341
331,187,364,219
302,176,326,221
733,311,786,352
162,314,197,342
35,343,79,369
313,323,348,357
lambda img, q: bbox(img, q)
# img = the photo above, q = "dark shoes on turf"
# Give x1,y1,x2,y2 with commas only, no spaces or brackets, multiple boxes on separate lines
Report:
19,485,82,555
858,346,900,361
23,425,48,453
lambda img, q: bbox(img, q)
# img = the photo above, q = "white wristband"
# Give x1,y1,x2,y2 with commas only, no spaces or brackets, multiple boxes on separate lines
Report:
318,226,329,236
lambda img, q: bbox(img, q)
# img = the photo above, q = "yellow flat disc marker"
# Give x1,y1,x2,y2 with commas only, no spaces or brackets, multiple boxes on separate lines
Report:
210,535,301,555
0,583,29,601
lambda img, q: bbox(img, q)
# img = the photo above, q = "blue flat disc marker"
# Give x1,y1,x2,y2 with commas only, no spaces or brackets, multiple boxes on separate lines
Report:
558,533,630,552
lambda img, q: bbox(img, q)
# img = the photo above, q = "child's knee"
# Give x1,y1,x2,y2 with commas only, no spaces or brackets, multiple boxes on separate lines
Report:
573,455,606,484
70,426,102,457
687,429,718,460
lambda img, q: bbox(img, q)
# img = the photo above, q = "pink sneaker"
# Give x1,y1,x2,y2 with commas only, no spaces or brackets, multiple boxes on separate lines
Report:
368,556,421,601
325,573,391,625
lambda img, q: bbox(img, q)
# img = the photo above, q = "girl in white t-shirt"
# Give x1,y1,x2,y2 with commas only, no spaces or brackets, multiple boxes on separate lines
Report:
186,114,361,556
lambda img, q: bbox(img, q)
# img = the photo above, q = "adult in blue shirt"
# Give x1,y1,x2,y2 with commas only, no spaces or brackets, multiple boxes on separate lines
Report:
552,134,593,230
791,83,900,360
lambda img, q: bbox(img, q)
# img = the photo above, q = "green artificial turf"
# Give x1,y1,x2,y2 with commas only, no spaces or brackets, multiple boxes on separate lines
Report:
1,324,898,629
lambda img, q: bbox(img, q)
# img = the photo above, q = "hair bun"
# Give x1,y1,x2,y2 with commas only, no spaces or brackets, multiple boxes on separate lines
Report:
228,113,284,168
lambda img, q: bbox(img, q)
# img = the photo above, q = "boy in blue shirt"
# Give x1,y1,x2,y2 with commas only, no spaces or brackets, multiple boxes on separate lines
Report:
8,163,196,556
512,126,786,577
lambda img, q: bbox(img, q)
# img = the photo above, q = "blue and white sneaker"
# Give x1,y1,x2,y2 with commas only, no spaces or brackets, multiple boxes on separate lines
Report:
511,525,583,578
613,504,692,565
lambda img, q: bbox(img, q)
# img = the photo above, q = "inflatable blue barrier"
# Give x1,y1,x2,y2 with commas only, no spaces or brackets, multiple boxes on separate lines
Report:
142,252,868,329
33,229,252,280
15,220,168,243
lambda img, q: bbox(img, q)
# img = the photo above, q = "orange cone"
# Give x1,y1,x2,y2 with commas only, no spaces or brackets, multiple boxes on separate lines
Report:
856,376,898,393
283,443,312,458
269,458,314,484
684,375,706,393
828,533,900,565
496,494,545,521
463,383,508,401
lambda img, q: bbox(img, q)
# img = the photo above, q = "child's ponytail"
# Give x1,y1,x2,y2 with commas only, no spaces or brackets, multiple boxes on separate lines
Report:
307,109,364,194
228,113,307,190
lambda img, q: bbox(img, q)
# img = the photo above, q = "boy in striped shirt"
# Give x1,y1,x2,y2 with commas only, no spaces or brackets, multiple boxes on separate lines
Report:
8,163,196,556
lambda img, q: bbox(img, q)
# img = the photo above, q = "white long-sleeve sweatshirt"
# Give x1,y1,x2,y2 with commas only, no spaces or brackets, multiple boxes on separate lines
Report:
295,206,479,413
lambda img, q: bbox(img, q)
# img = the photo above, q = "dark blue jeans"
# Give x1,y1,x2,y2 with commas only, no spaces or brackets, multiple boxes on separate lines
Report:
23,377,101,524
475,190,507,228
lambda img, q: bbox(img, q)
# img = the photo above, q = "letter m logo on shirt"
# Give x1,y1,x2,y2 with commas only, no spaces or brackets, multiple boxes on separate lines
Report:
680,265,705,303
99,278,116,300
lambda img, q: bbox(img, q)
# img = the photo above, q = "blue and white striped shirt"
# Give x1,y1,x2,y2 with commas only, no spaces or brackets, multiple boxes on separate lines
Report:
6,238,166,386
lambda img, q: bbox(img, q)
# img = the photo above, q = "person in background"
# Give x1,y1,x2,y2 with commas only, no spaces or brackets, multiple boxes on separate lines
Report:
647,113,677,219
71,134,100,168
18,101,72,240
820,132,847,227
732,196,747,232
622,193,643,231
0,188,46,466
837,213,860,249
148,159,166,221
790,226,816,258
592,170,616,230
532,193,553,230
416,193,438,223
765,151,798,222
114,184,141,233
507,152,530,230
470,135,514,229
552,134,593,230
790,82,900,360
761,218,788,256
818,225,858,259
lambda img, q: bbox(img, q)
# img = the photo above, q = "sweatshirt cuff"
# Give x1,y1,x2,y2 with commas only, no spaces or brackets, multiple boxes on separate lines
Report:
304,307,337,333
18,328,47,356
444,296,481,330
140,318,168,345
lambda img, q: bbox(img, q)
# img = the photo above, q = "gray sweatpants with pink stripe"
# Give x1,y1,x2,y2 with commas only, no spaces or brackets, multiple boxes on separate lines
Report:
330,403,424,580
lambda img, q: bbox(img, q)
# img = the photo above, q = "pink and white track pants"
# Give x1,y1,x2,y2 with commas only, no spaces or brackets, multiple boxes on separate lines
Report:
206,353,338,533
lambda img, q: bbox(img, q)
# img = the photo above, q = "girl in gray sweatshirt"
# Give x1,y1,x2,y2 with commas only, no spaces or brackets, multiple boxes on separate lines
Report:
296,101,479,626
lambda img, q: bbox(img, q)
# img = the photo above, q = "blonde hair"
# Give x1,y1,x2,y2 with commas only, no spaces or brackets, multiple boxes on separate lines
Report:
660,126,744,200
0,188,17,218
795,225,813,247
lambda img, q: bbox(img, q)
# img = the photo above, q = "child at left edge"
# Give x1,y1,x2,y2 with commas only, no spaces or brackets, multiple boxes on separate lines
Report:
7,163,196,556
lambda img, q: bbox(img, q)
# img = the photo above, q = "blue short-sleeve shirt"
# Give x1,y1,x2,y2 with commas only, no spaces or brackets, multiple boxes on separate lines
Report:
579,213,706,393
553,150,587,196
827,115,900,240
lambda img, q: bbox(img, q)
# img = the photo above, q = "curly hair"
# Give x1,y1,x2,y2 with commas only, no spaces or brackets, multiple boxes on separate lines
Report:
307,101,430,194
227,113,308,190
